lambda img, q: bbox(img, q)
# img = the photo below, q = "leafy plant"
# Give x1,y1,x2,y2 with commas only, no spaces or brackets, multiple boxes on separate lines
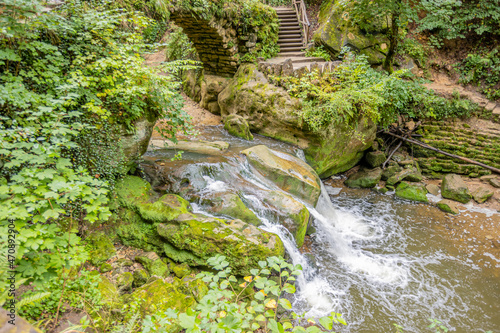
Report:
304,46,332,61
457,48,500,100
141,255,347,332
427,319,448,333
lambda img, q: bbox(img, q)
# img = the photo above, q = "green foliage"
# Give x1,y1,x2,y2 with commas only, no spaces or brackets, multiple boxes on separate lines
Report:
457,48,500,100
163,23,197,61
304,46,332,61
418,0,500,42
0,0,192,291
19,269,102,324
397,32,428,66
427,319,448,333
269,53,477,134
141,255,347,332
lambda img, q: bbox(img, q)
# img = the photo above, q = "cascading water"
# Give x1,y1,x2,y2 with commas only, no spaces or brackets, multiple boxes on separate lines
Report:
144,126,500,332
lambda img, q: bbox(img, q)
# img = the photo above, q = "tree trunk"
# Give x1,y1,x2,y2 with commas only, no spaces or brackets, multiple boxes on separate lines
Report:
383,2,401,73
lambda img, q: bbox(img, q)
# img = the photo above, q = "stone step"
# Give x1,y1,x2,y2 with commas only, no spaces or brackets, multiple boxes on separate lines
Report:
271,56,326,64
280,46,304,52
279,35,302,40
278,41,303,47
277,14,297,19
292,61,327,70
279,31,301,36
279,27,301,33
279,18,298,23
281,22,300,27
278,52,306,57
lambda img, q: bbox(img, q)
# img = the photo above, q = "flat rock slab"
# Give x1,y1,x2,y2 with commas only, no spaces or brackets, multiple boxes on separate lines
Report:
149,139,229,155
472,186,494,203
437,199,460,214
395,181,428,203
242,145,321,206
345,167,382,188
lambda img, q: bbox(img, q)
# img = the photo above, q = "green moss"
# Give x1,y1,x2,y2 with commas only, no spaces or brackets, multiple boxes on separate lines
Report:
136,254,170,277
395,181,428,203
98,276,121,309
171,263,192,279
133,269,149,288
345,167,382,188
117,272,134,291
86,232,116,266
100,263,113,273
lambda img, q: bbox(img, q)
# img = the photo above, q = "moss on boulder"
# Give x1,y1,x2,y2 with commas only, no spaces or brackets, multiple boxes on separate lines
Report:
98,276,121,309
395,182,428,203
437,199,460,214
313,0,389,64
206,192,261,226
472,186,494,203
345,167,382,188
224,114,254,140
218,64,376,178
133,269,149,288
365,151,386,168
157,213,284,275
136,252,170,277
86,232,116,266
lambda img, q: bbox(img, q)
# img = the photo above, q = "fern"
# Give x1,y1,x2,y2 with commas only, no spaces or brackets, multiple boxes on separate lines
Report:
111,311,140,333
17,292,51,308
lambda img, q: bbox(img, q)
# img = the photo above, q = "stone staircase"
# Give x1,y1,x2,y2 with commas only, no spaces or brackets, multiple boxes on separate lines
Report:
257,6,332,76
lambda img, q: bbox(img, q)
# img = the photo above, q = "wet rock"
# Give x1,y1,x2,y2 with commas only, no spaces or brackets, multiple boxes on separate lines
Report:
387,167,422,186
262,190,310,247
133,269,149,288
241,145,321,206
345,167,382,188
488,178,500,188
395,182,428,202
365,151,386,168
426,184,440,196
441,174,471,204
205,192,261,226
437,199,460,215
472,186,494,203
157,213,284,275
176,276,209,302
86,232,116,266
149,139,229,155
382,165,402,181
136,252,170,277
224,114,253,140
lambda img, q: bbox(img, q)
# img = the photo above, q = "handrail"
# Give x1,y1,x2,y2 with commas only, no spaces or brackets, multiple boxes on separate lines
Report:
292,0,310,46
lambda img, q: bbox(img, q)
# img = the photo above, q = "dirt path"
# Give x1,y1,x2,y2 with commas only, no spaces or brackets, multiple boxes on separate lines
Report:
152,92,222,140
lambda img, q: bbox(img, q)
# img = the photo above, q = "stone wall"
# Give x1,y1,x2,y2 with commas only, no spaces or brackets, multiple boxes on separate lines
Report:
171,13,262,77
413,117,500,178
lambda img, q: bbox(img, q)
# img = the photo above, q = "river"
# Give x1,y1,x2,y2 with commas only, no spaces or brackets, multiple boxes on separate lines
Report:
143,125,500,332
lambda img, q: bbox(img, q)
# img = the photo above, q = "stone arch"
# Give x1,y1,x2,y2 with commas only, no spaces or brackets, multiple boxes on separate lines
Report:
170,13,258,77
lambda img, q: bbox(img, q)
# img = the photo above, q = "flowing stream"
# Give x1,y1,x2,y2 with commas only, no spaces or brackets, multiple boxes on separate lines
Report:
144,126,500,332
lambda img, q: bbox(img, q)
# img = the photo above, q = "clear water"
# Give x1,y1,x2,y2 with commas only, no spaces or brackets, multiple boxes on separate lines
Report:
145,126,500,333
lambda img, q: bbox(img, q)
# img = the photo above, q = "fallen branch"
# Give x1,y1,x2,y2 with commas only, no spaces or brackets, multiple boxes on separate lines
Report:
383,131,500,175
382,140,402,169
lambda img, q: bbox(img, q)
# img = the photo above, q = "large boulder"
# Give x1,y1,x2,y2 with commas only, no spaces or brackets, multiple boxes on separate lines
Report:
224,114,254,140
114,176,284,274
241,145,321,206
157,213,284,275
345,167,382,188
218,64,376,178
441,174,471,204
200,75,230,114
204,192,261,226
471,186,494,203
313,0,389,64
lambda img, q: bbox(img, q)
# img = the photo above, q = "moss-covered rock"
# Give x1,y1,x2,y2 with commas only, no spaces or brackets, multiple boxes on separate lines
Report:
441,174,471,204
175,276,209,302
116,272,134,291
365,151,386,168
425,184,440,196
171,263,192,279
437,199,460,214
115,176,191,223
313,0,389,64
98,276,121,309
224,114,254,140
115,209,165,254
125,278,197,318
345,167,382,188
86,232,116,266
206,192,261,226
241,145,321,206
150,139,229,155
472,186,494,203
136,252,170,277
100,263,113,273
133,269,149,288
395,182,428,203
382,165,402,180
218,64,376,178
157,213,284,275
